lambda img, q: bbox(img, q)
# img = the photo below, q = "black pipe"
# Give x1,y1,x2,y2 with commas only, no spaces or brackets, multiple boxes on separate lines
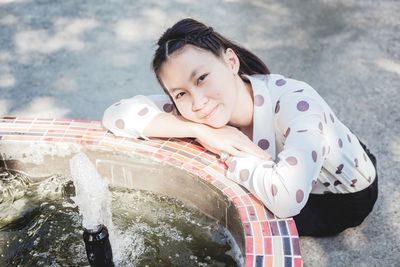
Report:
83,224,115,267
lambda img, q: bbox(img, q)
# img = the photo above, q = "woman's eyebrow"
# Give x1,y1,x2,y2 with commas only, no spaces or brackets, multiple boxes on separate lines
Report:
168,65,205,92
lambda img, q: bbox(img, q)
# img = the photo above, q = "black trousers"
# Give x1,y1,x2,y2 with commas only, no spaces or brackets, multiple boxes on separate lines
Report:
293,140,378,237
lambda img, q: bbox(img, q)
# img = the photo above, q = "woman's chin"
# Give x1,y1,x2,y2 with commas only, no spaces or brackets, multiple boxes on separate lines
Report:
206,119,229,128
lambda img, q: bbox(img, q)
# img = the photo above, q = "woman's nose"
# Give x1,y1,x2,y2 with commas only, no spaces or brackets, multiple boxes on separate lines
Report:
192,92,208,112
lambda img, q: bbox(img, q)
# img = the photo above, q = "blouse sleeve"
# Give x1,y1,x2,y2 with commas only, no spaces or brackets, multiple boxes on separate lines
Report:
226,85,328,218
102,94,175,140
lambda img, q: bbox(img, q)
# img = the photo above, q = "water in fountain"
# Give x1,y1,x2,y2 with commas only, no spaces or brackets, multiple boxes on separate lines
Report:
0,160,244,266
69,152,114,266
70,153,113,231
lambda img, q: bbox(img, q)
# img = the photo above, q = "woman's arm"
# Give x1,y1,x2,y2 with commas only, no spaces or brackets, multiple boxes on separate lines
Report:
102,95,271,159
226,88,328,218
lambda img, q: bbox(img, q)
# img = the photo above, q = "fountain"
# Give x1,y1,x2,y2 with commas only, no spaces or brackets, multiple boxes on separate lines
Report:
70,152,114,266
0,117,303,266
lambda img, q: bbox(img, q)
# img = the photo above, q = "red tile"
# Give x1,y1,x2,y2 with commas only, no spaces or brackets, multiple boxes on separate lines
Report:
238,206,249,221
241,194,252,206
263,256,273,267
245,237,254,254
245,254,254,267
294,257,303,267
260,221,271,236
264,237,272,255
287,219,299,236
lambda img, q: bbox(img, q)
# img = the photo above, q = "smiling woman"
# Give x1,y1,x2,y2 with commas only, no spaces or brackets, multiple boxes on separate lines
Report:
158,45,251,129
102,18,378,237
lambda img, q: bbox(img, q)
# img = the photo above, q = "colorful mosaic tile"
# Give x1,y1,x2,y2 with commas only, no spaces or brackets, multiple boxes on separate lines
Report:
0,117,302,267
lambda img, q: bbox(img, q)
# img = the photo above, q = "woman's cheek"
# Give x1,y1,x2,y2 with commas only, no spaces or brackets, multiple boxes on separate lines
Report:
179,106,197,122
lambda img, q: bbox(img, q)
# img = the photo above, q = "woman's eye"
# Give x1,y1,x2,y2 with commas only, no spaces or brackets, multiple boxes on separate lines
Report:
197,74,208,85
175,92,185,100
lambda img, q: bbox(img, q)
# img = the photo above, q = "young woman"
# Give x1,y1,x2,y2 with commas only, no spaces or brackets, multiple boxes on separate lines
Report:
102,18,378,237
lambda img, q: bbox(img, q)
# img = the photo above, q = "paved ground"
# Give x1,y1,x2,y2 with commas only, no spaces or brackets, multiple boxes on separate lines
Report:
1,0,399,266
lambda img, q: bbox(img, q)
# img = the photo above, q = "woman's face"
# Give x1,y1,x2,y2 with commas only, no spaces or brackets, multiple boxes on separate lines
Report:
158,45,241,128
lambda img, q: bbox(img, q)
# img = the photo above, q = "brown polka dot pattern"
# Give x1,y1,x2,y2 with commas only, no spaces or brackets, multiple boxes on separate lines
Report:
296,189,304,203
240,169,250,182
312,151,317,162
338,138,343,148
286,156,298,166
324,113,327,124
115,119,125,129
347,134,351,143
363,153,368,162
354,158,359,167
138,107,149,116
319,122,323,131
254,95,265,106
229,160,237,172
275,101,280,113
258,139,270,150
297,101,309,112
114,102,121,106
334,180,342,186
294,89,304,93
336,164,344,174
330,113,335,123
284,127,291,138
163,103,174,113
271,184,278,196
276,79,286,86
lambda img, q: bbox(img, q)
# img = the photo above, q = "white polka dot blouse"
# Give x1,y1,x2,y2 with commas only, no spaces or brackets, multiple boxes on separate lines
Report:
102,74,377,218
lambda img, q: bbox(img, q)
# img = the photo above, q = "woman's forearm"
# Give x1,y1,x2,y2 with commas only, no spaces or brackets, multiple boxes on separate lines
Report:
142,112,205,138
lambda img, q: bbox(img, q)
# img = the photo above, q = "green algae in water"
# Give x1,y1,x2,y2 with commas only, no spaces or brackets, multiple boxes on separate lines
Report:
0,171,242,266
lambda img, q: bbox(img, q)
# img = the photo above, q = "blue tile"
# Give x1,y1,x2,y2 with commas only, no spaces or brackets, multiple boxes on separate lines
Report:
279,220,289,236
284,256,292,267
283,237,292,255
256,255,264,267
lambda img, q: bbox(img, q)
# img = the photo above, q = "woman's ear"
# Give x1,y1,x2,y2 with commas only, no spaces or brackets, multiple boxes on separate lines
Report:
224,48,240,75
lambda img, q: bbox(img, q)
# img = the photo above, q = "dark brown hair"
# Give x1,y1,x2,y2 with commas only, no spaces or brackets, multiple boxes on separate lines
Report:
152,18,270,110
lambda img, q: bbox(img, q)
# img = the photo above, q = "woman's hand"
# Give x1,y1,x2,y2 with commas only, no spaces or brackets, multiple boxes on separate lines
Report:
193,124,272,161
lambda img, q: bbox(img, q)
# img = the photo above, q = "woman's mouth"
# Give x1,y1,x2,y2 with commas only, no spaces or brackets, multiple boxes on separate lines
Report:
202,104,219,119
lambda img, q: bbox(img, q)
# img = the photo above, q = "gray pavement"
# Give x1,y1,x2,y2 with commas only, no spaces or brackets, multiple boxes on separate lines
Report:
1,0,399,266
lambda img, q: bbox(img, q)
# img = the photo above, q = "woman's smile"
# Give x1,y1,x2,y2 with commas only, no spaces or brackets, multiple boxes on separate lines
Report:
201,104,219,119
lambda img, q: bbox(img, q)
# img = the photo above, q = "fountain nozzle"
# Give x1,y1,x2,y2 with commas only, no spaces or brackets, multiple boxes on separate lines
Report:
83,224,114,267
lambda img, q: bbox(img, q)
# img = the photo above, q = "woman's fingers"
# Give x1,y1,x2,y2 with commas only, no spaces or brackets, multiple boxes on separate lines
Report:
194,126,273,161
233,139,272,160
